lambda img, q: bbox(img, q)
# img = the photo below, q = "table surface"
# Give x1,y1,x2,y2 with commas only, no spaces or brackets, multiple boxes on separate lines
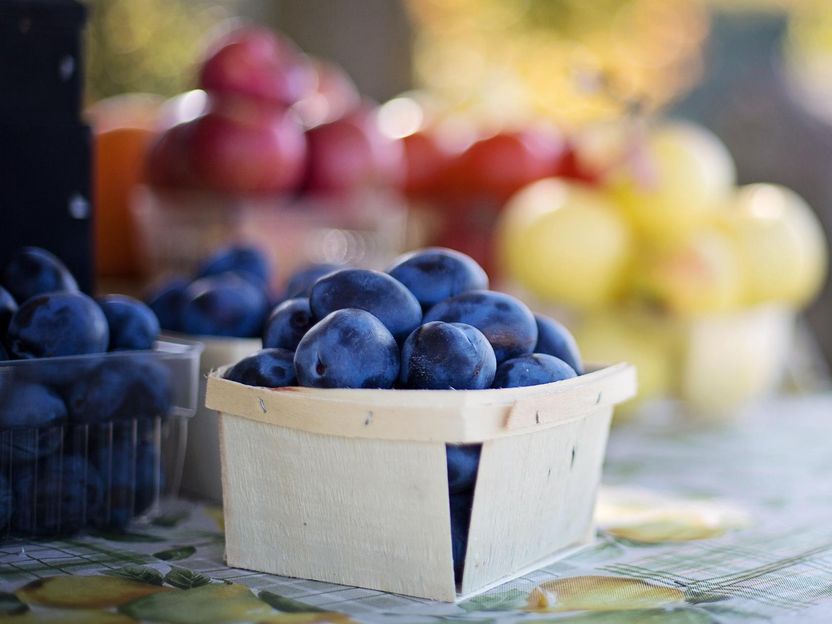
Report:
2,394,832,623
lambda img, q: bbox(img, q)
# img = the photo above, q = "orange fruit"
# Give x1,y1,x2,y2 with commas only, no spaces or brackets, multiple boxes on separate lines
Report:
88,94,163,278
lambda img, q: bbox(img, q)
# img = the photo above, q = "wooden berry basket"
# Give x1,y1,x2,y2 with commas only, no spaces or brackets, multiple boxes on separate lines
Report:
205,362,636,602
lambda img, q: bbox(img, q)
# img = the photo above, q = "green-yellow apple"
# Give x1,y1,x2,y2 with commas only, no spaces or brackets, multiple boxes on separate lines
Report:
497,178,632,309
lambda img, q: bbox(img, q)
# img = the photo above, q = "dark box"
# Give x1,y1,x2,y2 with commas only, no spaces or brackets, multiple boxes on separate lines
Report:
0,122,93,293
0,0,87,124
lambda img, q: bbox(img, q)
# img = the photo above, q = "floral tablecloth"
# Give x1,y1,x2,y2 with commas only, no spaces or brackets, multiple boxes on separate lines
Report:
2,394,832,623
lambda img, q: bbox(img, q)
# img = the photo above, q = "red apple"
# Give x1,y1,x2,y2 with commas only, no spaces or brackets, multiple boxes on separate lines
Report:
188,98,307,194
557,141,603,185
146,121,197,189
303,107,404,194
292,59,361,128
457,127,568,201
147,97,308,194
198,27,314,106
400,130,465,198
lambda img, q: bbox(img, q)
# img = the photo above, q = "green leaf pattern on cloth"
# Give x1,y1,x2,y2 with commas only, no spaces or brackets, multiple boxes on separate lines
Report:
3,396,832,622
152,546,196,562
163,567,211,590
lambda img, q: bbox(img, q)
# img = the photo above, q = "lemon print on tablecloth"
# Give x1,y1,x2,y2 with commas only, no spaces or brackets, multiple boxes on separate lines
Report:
118,581,353,624
258,613,356,623
16,575,170,609
526,575,686,612
0,608,136,624
595,486,750,543
526,607,715,623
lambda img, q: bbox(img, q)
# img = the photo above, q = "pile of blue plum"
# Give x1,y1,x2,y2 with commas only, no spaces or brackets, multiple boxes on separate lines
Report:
220,246,584,584
0,247,171,536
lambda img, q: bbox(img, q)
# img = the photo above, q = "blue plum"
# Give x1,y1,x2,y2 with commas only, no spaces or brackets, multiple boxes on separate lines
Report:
309,269,422,343
493,353,576,389
388,247,488,311
534,314,583,374
400,322,496,390
12,454,103,536
0,381,67,463
262,298,315,351
194,244,271,287
67,357,172,423
423,290,537,364
0,285,16,335
179,273,269,337
447,445,481,494
1,247,78,304
97,295,160,351
224,348,296,387
294,309,400,388
450,490,474,583
7,292,109,358
92,439,160,529
285,263,342,298
145,277,189,332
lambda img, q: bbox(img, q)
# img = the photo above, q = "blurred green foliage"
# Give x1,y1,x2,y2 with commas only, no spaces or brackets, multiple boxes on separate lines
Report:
84,0,238,103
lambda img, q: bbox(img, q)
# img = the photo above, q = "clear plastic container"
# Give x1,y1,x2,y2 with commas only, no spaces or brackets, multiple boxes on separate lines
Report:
0,339,202,540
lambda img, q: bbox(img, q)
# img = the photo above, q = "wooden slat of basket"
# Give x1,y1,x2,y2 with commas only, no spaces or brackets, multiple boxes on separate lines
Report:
205,362,635,443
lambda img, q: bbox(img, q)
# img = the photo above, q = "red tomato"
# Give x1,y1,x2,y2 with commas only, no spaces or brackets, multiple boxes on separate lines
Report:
400,130,464,197
457,127,567,201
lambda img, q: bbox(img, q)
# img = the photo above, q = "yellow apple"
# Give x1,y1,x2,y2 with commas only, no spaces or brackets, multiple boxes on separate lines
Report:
610,121,736,244
679,304,794,416
573,310,676,411
497,178,632,309
631,230,743,316
721,183,828,307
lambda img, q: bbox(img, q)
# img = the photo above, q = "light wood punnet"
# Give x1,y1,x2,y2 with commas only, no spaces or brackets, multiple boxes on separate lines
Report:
206,362,636,602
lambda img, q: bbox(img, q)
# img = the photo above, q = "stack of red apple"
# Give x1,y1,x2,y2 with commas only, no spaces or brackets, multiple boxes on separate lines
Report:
146,27,404,197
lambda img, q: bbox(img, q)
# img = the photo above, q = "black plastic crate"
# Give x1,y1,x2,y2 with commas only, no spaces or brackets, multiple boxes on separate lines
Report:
0,0,87,123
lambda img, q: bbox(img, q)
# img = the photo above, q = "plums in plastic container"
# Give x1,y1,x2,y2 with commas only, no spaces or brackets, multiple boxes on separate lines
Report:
1,247,78,305
91,436,161,530
0,381,67,464
0,286,17,336
0,472,11,530
67,357,173,424
97,295,160,352
7,292,109,359
12,455,104,536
